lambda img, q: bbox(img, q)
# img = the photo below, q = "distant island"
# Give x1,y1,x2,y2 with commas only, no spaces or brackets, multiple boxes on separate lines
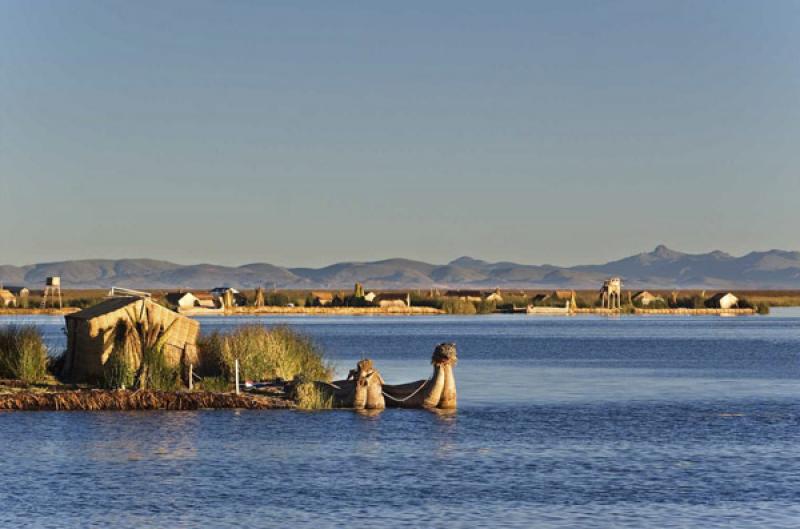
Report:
1,245,800,290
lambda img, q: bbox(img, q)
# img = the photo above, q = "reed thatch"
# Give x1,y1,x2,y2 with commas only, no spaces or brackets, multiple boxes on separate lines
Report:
61,297,199,383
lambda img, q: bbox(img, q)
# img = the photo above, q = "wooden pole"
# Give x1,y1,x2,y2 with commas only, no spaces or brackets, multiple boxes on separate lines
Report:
235,358,240,395
188,364,193,390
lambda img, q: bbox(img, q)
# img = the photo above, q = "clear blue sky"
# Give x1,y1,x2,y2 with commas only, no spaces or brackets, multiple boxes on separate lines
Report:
2,1,798,267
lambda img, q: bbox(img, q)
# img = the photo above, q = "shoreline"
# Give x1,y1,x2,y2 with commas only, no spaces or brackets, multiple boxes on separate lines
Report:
0,306,761,317
0,387,294,411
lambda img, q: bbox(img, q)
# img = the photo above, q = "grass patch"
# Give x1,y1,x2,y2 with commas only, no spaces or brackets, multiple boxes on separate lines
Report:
198,325,332,383
195,376,230,392
292,381,334,410
108,307,181,390
441,299,477,315
0,326,49,383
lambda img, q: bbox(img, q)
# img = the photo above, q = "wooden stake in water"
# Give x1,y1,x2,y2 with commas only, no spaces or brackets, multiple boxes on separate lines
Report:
235,358,240,395
188,364,193,390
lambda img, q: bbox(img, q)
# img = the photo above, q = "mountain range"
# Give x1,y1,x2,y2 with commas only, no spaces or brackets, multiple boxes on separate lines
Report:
1,246,799,290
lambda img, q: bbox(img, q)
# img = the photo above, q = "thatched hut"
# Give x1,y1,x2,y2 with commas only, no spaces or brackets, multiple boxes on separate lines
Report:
61,297,200,383
374,292,411,308
0,289,16,307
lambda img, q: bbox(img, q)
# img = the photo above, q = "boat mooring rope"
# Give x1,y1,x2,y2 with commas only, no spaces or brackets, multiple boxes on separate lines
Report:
381,378,430,403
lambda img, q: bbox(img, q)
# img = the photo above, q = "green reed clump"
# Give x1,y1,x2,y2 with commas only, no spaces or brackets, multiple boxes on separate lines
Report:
108,307,181,391
102,348,135,389
196,376,230,392
0,326,49,383
475,300,496,314
292,380,334,410
442,299,477,315
198,325,332,383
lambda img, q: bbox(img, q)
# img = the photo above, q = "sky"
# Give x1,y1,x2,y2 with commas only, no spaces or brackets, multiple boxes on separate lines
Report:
1,1,799,267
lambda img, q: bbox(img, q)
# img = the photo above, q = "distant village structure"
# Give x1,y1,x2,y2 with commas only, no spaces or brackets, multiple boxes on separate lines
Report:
41,276,62,309
444,290,483,303
485,289,504,303
374,292,411,308
632,291,664,307
0,289,16,307
6,286,30,299
363,291,377,303
599,277,622,309
311,291,334,306
707,292,739,309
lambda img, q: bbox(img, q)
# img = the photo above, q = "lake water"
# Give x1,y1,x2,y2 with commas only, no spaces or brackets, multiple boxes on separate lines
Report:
1,312,799,528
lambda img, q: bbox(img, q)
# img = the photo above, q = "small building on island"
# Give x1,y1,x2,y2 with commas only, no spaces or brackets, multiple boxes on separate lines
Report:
363,291,377,303
485,289,504,303
550,290,576,307
0,289,17,307
311,291,334,306
61,296,200,383
6,286,30,298
374,292,411,308
632,291,664,307
706,292,739,309
444,290,483,302
166,291,219,311
166,291,201,311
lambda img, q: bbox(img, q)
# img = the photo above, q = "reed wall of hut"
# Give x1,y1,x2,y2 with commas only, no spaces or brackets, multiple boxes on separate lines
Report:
61,297,200,383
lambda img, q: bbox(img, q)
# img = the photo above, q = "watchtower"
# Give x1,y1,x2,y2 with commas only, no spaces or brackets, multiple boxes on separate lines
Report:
599,277,622,309
41,276,63,309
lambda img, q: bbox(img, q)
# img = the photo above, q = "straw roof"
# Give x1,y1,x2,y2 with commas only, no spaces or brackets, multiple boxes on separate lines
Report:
66,296,199,351
0,290,16,305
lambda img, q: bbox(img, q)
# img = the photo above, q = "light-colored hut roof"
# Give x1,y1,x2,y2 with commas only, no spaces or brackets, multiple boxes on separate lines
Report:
374,292,410,302
311,291,334,301
551,290,575,300
707,292,737,302
0,289,16,302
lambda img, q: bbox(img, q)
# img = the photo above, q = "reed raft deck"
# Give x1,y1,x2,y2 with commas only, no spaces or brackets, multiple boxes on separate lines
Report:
0,307,80,316
0,388,293,411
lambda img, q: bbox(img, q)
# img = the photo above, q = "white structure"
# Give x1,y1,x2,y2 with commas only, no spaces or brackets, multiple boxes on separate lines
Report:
599,277,622,309
166,292,201,311
41,276,63,309
708,292,739,309
485,289,503,303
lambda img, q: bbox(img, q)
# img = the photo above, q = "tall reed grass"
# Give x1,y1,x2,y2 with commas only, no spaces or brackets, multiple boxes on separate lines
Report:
198,325,332,383
101,307,181,390
0,326,49,383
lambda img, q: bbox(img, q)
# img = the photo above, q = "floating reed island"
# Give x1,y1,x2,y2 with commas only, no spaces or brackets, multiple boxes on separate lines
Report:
0,295,458,411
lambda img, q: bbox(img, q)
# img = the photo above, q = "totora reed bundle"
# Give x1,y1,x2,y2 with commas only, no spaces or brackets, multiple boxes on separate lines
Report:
0,389,292,411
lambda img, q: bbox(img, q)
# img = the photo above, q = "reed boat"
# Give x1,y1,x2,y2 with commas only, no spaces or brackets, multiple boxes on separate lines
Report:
309,343,458,410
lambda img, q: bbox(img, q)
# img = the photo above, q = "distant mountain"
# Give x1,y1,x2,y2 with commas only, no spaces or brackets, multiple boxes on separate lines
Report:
2,246,799,289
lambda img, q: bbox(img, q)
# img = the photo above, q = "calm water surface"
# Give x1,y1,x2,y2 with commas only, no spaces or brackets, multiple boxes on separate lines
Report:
1,312,799,528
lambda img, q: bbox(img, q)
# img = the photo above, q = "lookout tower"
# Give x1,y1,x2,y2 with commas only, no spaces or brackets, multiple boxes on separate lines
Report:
41,276,63,309
599,277,622,310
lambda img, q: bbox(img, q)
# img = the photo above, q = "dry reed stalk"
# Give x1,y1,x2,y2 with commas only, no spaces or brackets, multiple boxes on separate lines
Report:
0,389,293,411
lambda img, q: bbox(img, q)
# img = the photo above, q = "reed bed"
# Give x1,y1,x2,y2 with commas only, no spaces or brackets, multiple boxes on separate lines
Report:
0,389,292,411
0,326,49,383
199,325,332,383
290,381,334,410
